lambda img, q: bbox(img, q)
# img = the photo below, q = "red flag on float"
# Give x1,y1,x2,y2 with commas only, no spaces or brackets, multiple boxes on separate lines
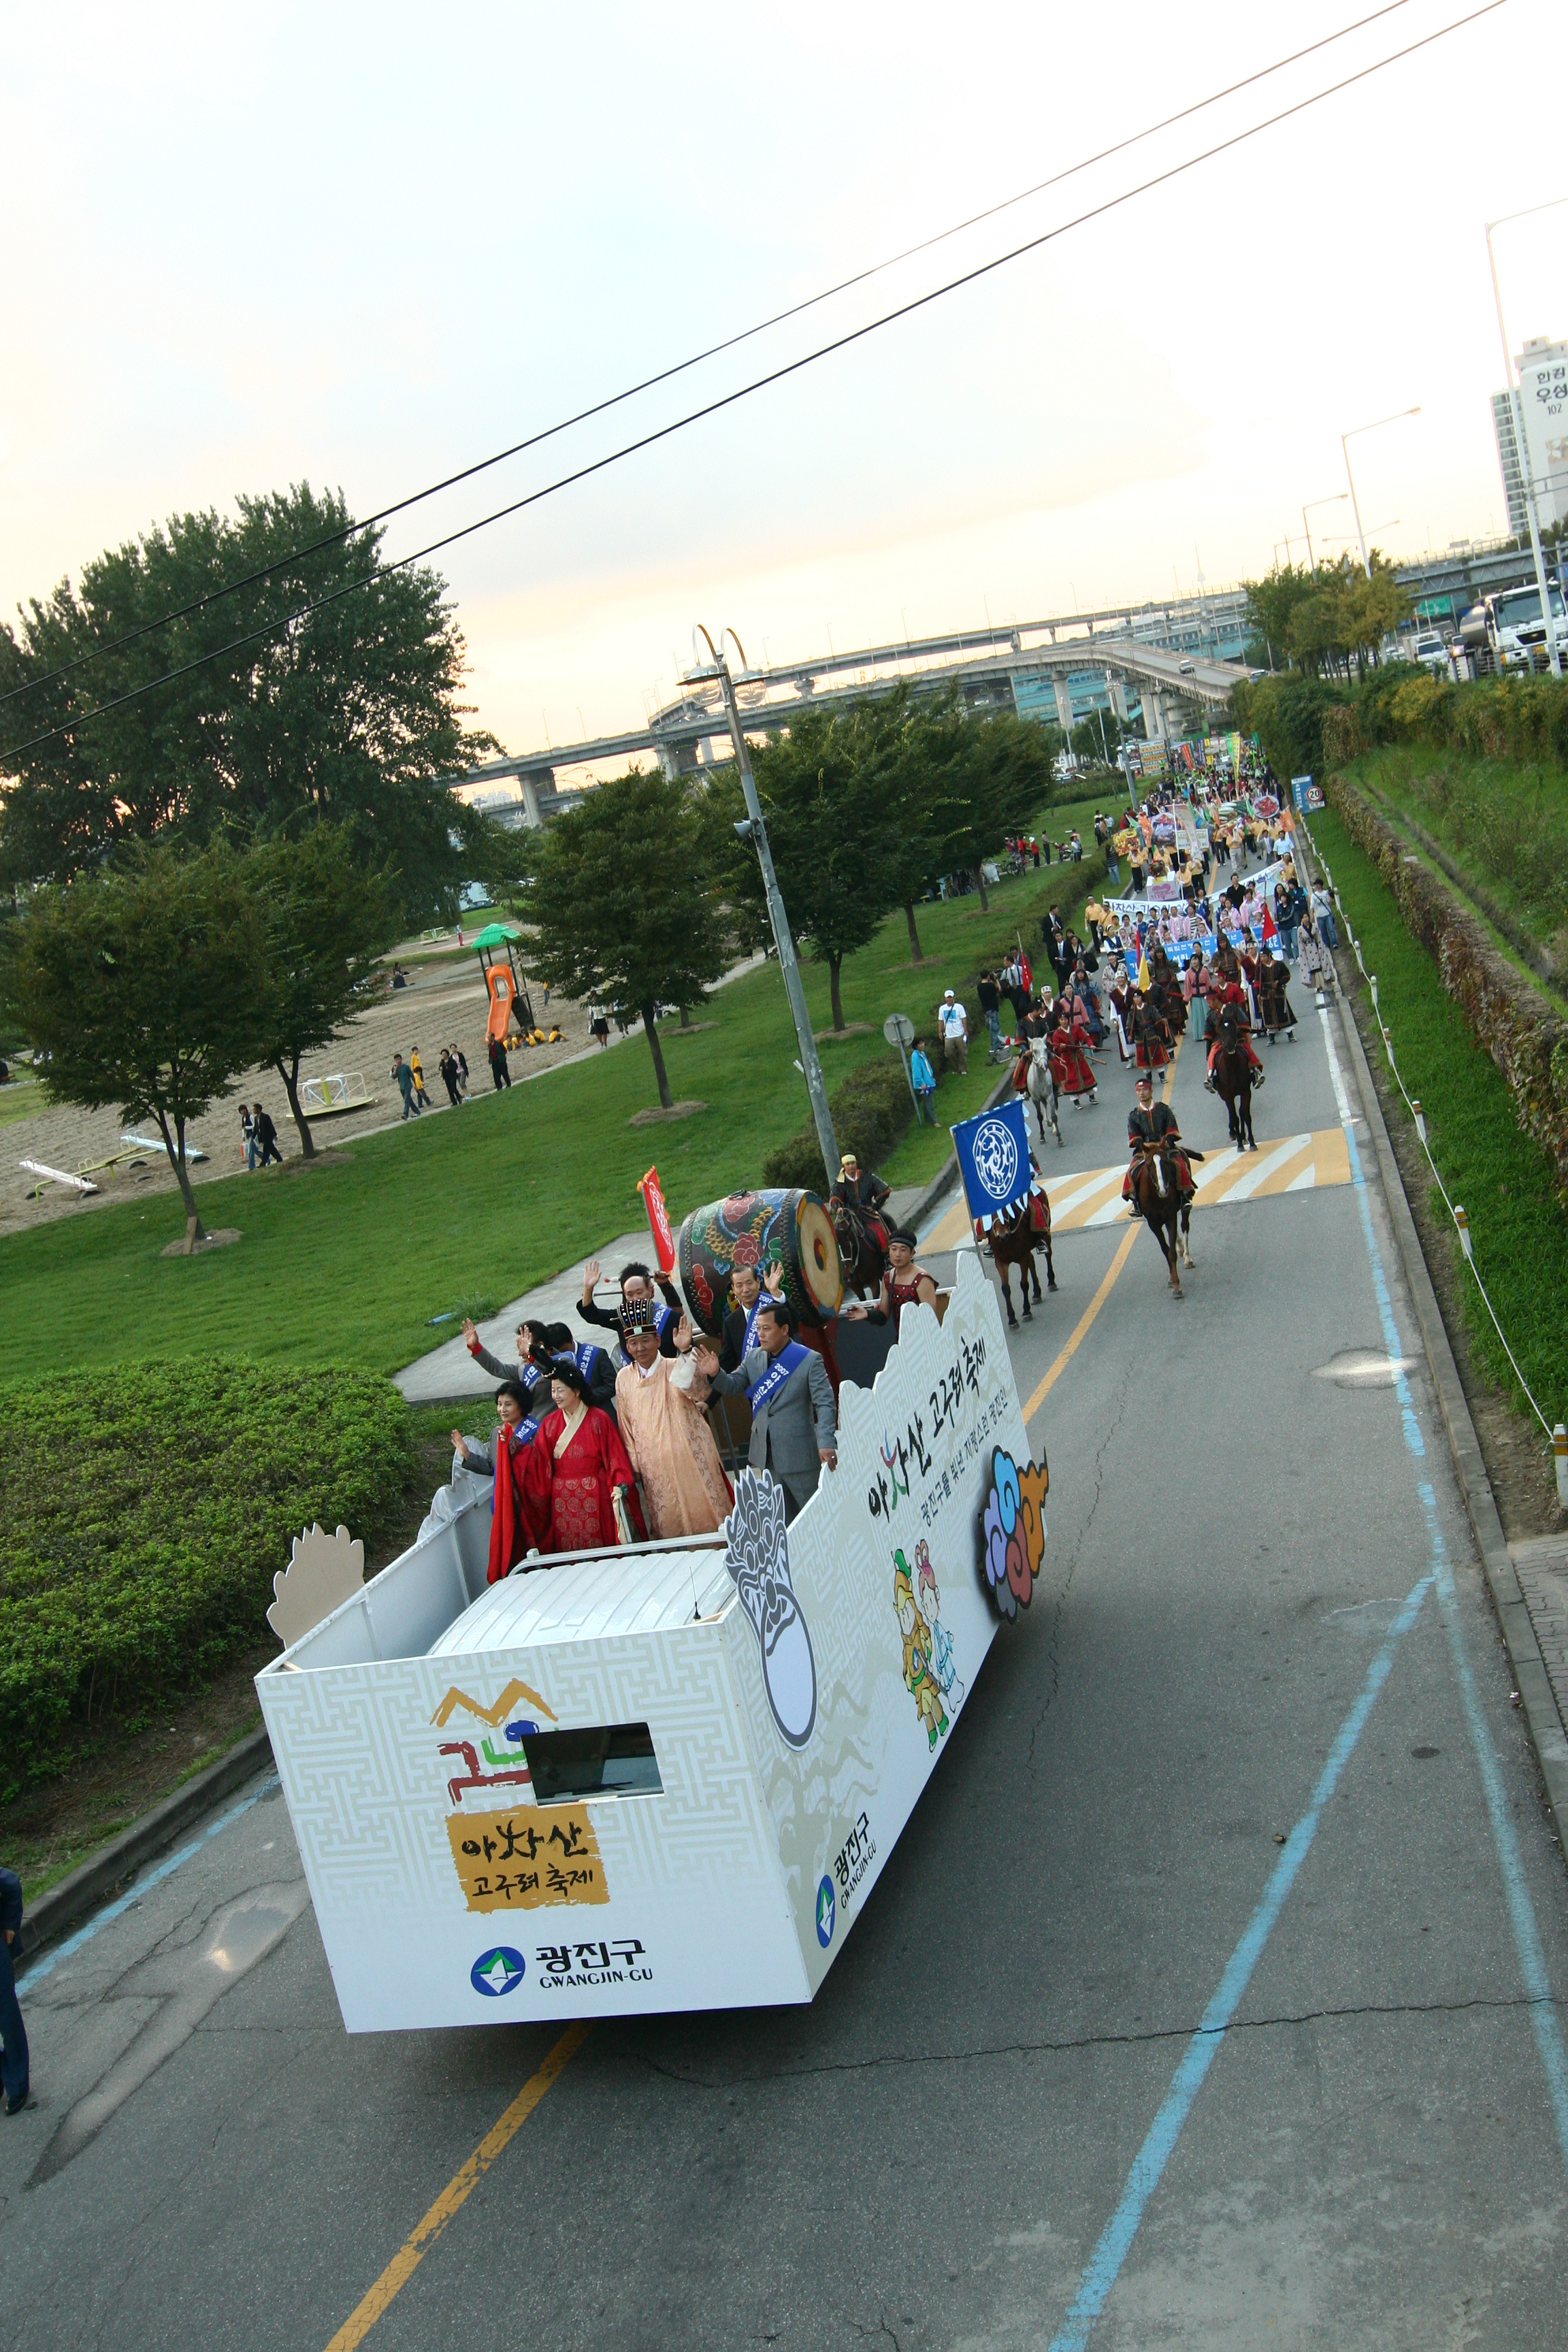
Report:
638,1165,676,1274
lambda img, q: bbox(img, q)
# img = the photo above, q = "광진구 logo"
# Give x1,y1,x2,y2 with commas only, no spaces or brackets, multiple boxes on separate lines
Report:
470,1944,527,1997
971,1117,1019,1203
816,1874,836,1948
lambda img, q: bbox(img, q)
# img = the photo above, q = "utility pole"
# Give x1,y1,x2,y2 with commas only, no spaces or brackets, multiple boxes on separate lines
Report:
693,625,839,1178
1486,214,1563,678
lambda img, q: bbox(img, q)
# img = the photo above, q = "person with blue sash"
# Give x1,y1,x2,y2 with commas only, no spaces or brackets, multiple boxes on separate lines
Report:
699,1297,837,1524
462,1315,555,1403
540,1321,618,1417
719,1260,783,1372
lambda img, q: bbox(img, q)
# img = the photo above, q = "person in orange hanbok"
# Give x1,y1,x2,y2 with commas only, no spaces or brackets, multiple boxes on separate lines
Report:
615,1311,732,1539
532,1358,645,1553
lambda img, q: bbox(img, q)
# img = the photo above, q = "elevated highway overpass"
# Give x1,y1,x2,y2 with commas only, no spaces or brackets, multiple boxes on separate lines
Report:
451,606,1254,824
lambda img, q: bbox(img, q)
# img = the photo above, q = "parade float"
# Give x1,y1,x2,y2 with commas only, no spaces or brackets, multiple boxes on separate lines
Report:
255,1246,1046,2031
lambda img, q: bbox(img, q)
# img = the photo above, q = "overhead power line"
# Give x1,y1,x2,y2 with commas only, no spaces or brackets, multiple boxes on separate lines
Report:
0,0,1418,712
0,0,1507,770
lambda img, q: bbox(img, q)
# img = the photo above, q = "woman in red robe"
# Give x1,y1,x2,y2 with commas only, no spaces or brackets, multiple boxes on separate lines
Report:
452,1382,549,1583
532,1360,646,1553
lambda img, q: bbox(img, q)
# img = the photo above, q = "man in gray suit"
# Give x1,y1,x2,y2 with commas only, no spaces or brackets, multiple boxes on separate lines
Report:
697,1298,837,1522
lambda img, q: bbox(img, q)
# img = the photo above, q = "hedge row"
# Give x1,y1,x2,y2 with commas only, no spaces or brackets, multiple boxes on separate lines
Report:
763,1051,934,1192
0,1359,413,1793
1324,777,1568,1209
1234,667,1568,785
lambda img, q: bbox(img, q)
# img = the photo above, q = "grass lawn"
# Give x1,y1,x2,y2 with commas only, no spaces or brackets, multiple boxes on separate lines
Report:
1343,745,1568,973
0,793,1114,1383
1309,806,1567,1433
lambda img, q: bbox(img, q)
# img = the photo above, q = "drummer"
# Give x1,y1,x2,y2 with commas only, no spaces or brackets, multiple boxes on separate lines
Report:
828,1153,892,1252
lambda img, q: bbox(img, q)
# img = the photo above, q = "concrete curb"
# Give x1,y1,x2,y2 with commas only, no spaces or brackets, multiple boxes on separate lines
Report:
20,1724,276,1960
1333,976,1568,1853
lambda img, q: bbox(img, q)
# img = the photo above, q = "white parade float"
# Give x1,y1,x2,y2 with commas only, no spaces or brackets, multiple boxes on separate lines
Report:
256,1253,1048,2031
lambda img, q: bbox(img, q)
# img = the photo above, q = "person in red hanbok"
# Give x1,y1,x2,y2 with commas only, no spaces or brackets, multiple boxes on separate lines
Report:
532,1358,646,1553
1049,1003,1097,1099
451,1382,549,1583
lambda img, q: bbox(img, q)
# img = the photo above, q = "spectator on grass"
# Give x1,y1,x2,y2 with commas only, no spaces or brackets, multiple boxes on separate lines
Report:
937,990,968,1075
392,1054,420,1119
455,1047,471,1096
391,962,410,990
589,1005,610,1049
438,1048,461,1107
910,1037,937,1124
0,1863,29,2115
409,1048,433,1109
977,970,1002,1062
240,1104,257,1171
487,1036,511,1090
252,1105,282,1166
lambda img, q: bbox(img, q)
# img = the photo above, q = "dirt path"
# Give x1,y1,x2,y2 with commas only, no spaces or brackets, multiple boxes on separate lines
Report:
0,959,601,1238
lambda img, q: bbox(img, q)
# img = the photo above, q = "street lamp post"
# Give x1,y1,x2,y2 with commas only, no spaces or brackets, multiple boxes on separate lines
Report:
1485,203,1565,677
1301,493,1349,572
690,625,840,1178
1340,407,1420,580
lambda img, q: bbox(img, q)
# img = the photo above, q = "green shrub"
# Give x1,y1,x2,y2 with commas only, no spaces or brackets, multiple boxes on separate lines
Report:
763,1051,922,1192
0,1358,413,1793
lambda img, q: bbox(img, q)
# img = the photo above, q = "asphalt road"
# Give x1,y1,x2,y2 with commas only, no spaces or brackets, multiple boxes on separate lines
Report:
6,987,1567,2350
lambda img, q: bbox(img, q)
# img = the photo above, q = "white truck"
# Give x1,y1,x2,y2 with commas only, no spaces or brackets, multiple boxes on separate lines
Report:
1455,581,1567,674
256,1254,1047,2031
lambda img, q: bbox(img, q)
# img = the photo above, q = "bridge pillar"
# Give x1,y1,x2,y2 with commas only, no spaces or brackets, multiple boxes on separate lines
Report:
656,741,700,779
519,774,546,827
1051,671,1075,736
1107,670,1131,723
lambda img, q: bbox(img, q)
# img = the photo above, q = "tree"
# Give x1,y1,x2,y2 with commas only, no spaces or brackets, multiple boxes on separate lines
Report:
246,828,398,1157
708,704,903,1032
1241,564,1320,672
515,770,732,1109
0,484,504,924
928,707,1055,911
1,843,269,1249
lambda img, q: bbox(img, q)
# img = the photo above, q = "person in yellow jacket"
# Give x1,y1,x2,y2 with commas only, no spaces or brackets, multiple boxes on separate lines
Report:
408,1047,433,1109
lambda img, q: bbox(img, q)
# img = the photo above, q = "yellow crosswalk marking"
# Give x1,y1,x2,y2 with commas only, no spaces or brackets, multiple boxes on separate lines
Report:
922,1127,1350,1247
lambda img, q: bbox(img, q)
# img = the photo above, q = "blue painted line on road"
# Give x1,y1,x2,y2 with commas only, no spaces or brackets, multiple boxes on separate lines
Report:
1047,1569,1433,2352
1424,1485,1568,2174
19,1775,280,1989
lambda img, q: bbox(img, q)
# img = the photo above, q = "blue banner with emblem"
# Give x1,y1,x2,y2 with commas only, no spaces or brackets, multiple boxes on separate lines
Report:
951,1096,1033,1226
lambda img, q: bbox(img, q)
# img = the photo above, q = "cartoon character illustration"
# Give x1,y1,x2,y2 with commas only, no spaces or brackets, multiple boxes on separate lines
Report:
914,1539,964,1710
723,1467,817,1749
893,1552,948,1750
978,1447,1048,1619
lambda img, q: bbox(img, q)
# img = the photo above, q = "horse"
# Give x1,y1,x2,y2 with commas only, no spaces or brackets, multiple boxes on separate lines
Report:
1130,1137,1194,1296
981,1189,1056,1327
1024,1036,1064,1147
831,1200,889,1302
1209,1006,1257,1153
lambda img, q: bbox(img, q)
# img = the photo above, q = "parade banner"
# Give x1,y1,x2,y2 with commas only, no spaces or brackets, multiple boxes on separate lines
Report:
255,1255,1041,2029
637,1164,677,1275
951,1098,1034,1228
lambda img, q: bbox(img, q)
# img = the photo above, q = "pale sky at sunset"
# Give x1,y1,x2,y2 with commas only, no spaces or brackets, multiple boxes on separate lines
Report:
3,0,1565,775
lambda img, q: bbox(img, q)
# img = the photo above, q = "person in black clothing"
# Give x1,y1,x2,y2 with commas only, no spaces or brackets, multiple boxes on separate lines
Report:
977,970,1003,1062
463,1315,555,1402
0,1864,29,2114
719,1260,786,1371
540,1320,619,1416
252,1105,282,1166
439,1048,463,1107
487,1036,511,1090
1121,1073,1194,1205
580,1257,681,1360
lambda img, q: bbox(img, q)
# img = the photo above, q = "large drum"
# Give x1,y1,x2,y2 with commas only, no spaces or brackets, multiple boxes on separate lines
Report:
677,1188,843,1335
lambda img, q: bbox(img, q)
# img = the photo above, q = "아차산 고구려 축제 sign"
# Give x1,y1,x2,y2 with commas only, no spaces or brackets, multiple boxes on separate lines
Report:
255,1251,1041,2030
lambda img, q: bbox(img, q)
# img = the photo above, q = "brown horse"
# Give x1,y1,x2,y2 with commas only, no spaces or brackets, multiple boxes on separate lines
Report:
831,1202,888,1301
982,1191,1056,1327
1209,1005,1258,1152
1130,1138,1194,1296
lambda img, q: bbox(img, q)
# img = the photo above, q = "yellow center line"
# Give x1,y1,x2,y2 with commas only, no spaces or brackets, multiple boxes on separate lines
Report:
1020,1033,1182,1424
323,2020,590,2351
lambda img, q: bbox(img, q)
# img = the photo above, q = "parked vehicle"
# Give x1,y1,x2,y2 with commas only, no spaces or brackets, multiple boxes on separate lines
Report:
1413,631,1448,672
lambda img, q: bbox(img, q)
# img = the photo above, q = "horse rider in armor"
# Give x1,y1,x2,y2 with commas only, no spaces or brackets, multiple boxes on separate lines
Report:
1204,974,1267,1091
1122,1073,1195,1207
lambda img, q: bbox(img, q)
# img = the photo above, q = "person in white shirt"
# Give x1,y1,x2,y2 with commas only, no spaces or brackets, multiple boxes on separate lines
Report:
937,990,968,1075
